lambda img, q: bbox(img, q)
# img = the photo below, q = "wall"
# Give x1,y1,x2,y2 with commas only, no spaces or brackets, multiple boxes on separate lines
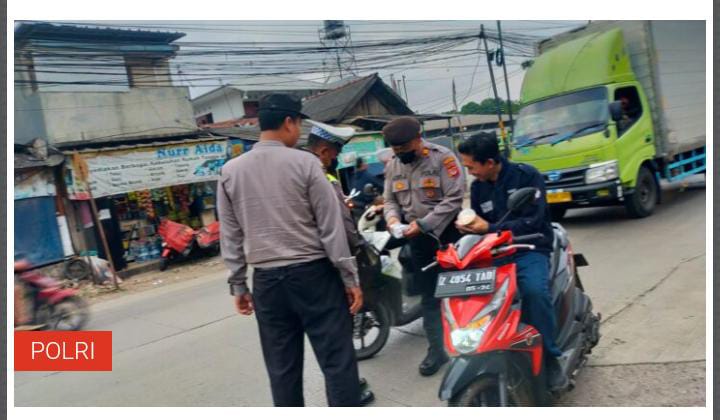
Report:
192,90,246,123
14,86,196,145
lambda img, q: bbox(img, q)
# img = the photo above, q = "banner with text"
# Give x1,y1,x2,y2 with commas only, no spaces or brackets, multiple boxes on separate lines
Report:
67,141,227,200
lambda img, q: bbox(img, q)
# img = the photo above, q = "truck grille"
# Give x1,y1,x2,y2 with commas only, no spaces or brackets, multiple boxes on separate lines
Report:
543,167,587,190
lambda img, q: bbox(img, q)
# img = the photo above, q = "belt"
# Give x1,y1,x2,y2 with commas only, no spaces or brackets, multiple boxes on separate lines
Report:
254,257,330,274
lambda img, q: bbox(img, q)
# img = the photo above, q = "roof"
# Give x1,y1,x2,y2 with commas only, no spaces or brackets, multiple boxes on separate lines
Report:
206,121,349,148
301,73,413,123
202,117,259,129
53,129,208,150
192,75,327,104
14,22,185,45
15,151,65,170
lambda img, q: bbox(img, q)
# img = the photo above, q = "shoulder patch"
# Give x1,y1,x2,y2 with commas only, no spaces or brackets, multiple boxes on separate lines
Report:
422,147,430,157
443,156,460,178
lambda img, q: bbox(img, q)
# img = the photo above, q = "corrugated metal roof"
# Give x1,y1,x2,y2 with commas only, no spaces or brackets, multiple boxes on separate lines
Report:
15,22,185,44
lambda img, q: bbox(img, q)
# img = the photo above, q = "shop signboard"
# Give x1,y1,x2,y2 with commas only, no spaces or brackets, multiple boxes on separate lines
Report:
337,133,385,170
67,140,227,200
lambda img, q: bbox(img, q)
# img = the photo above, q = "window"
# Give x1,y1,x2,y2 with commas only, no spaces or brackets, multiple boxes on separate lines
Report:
196,113,214,126
614,86,643,136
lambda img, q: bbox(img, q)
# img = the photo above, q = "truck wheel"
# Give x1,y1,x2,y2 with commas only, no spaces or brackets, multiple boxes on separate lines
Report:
625,166,657,218
549,206,567,222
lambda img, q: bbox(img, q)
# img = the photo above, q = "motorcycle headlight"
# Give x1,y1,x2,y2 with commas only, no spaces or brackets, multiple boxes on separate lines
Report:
585,160,619,184
445,280,509,355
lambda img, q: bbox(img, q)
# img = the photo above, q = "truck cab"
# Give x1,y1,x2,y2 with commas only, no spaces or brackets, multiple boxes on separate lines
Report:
511,22,705,219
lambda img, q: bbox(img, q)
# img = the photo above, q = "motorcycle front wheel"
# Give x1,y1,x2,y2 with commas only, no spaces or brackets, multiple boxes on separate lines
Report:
353,302,391,360
449,375,535,407
51,296,90,331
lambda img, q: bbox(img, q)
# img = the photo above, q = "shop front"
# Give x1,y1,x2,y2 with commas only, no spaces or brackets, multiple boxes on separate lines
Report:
64,138,229,271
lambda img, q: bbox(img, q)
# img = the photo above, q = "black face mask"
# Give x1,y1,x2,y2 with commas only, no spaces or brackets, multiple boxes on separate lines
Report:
396,150,417,165
327,157,339,172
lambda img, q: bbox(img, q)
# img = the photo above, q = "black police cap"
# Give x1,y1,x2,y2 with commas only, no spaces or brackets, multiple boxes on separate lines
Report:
258,93,310,119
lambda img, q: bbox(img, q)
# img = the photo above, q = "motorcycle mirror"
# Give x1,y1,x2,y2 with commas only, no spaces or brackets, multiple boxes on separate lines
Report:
507,187,540,214
416,219,444,249
363,183,378,197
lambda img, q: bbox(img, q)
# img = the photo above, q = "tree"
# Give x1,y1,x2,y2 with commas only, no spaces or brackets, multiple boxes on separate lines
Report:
460,98,522,115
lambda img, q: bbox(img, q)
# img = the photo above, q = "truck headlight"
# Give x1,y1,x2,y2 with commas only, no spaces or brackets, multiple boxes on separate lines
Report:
445,280,509,355
585,160,619,184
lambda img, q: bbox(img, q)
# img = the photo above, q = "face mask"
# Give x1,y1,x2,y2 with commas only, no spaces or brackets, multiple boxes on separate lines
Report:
396,150,417,164
327,157,339,172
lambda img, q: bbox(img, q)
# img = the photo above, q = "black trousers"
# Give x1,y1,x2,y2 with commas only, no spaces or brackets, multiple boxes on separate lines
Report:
407,225,462,353
252,258,361,407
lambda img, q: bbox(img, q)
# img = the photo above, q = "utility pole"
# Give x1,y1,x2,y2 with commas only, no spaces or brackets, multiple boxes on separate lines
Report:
390,73,398,94
402,74,409,104
497,20,515,150
452,78,459,112
480,24,509,157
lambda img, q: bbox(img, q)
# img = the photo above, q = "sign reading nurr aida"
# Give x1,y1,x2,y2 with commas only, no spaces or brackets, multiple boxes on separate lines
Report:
15,331,112,371
65,140,227,200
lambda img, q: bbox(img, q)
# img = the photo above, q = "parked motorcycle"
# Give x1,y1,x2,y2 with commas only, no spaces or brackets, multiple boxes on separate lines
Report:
417,187,600,406
158,219,220,271
352,192,423,360
14,260,90,331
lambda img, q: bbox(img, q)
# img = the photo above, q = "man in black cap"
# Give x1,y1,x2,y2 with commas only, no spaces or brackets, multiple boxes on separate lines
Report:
218,93,364,406
382,116,466,376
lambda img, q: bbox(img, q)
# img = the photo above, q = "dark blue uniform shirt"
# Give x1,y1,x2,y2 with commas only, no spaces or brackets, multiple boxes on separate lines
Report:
352,169,385,207
469,157,554,254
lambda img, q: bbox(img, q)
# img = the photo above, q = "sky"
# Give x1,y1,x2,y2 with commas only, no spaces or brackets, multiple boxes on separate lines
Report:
49,20,588,114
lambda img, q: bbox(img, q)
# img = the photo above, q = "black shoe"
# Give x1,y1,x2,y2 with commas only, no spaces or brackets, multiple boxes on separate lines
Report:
359,377,368,391
359,389,375,406
418,348,449,376
546,357,569,392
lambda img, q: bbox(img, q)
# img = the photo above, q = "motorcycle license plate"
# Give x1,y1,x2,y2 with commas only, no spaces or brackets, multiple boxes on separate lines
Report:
435,268,496,298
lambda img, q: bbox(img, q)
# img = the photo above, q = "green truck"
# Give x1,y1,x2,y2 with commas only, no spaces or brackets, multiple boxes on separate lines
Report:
512,21,706,219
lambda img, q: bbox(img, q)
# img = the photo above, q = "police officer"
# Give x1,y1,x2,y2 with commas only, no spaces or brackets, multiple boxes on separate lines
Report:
455,132,567,391
217,93,363,406
305,119,375,406
382,116,465,376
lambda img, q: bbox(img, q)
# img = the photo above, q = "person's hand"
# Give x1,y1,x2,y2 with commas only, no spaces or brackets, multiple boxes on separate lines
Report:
456,215,489,234
373,204,384,214
403,221,421,238
234,293,254,315
346,286,364,315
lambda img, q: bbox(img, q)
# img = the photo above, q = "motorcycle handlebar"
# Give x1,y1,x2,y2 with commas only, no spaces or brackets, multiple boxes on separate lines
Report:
513,233,545,243
421,261,438,272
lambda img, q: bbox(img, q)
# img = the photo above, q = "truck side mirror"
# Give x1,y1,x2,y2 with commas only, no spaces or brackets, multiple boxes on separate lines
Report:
609,101,623,122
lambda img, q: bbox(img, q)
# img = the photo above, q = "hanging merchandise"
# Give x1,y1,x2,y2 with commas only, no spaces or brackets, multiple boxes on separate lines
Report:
137,189,156,219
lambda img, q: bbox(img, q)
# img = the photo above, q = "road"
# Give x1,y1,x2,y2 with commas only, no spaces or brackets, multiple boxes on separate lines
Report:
14,176,706,407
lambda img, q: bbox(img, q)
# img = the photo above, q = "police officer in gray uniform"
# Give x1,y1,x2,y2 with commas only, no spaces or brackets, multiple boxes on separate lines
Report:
382,116,465,376
217,93,364,406
305,119,376,405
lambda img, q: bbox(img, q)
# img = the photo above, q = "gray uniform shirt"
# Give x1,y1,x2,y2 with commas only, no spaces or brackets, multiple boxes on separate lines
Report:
383,141,465,236
217,140,359,296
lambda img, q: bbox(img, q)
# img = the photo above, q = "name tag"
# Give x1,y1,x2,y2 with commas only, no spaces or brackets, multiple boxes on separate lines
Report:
480,200,493,214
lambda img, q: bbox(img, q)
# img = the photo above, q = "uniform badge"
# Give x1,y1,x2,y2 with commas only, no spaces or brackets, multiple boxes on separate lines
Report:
393,180,408,192
420,177,438,188
422,147,430,157
425,189,436,198
443,156,460,178
480,200,494,214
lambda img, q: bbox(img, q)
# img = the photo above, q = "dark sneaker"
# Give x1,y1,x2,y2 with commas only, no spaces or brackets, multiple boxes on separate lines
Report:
546,357,569,391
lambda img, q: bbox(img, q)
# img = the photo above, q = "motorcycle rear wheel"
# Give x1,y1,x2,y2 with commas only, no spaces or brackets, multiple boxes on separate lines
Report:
51,296,90,331
449,376,535,407
353,302,391,361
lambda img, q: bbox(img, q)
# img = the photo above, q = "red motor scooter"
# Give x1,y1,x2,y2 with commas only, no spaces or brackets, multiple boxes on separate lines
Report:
14,260,90,331
418,187,600,406
158,219,220,271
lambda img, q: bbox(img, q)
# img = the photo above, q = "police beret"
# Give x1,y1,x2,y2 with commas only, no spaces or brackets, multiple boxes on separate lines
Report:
382,116,421,146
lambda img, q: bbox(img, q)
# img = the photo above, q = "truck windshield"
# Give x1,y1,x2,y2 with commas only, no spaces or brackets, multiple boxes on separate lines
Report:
513,87,609,147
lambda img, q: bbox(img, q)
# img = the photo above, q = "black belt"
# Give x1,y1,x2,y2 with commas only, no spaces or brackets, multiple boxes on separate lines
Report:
254,257,330,274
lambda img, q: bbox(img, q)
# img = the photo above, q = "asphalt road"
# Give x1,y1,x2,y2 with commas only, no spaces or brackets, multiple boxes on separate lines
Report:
14,176,706,407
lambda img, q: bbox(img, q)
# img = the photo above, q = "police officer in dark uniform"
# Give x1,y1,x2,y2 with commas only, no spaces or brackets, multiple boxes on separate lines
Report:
382,116,465,376
455,132,567,391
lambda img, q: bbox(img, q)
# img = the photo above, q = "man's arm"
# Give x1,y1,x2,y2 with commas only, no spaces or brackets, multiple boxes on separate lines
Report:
419,152,466,236
307,161,359,288
487,171,547,235
216,175,249,296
